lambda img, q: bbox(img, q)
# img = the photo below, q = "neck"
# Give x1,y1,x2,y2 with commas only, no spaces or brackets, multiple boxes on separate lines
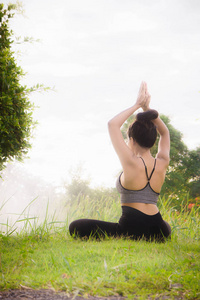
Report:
133,145,151,157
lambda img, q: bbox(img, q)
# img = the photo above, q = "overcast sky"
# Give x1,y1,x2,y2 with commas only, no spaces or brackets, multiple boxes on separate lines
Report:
2,0,200,188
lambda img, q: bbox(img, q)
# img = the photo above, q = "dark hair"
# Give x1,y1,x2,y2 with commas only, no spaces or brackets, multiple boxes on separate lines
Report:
128,110,158,148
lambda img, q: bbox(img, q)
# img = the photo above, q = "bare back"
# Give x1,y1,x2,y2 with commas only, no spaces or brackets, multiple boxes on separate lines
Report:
120,156,167,215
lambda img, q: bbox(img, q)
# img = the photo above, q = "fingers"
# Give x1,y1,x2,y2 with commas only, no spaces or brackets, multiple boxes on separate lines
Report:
142,81,150,98
139,82,144,93
136,81,149,108
140,81,151,111
142,81,147,89
140,81,148,94
139,82,147,97
147,90,151,99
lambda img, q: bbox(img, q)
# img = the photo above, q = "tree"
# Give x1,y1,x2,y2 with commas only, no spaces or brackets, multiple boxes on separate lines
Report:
64,164,119,206
0,3,42,171
121,114,200,198
182,147,200,198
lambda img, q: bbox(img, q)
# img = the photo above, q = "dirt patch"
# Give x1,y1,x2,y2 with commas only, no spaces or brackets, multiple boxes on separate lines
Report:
0,289,186,299
0,289,127,300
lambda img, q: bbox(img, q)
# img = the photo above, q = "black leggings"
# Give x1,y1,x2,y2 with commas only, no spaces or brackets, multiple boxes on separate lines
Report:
69,206,171,242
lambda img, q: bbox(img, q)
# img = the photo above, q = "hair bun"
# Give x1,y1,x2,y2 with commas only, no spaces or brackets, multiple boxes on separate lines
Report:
136,110,158,123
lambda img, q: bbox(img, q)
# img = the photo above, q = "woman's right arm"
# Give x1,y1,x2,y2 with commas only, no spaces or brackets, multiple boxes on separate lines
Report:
153,117,170,166
142,88,170,167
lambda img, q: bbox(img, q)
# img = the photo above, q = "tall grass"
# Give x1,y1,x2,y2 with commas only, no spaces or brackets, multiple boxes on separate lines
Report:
0,197,66,238
1,193,199,242
157,194,200,242
66,193,200,243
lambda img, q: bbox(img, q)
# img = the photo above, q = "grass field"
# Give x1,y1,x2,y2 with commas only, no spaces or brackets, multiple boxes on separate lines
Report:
0,195,199,299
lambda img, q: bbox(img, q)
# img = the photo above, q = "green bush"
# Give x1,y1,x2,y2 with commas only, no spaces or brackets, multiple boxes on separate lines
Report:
0,3,45,170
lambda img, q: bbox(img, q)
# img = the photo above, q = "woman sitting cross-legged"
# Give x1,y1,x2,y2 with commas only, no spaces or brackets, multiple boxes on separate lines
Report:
69,81,171,242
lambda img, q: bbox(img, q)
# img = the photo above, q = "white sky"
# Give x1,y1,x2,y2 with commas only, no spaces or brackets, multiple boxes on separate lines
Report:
2,0,200,188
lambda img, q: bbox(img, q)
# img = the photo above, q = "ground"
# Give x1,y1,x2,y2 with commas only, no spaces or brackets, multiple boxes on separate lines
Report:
0,289,186,300
0,289,126,300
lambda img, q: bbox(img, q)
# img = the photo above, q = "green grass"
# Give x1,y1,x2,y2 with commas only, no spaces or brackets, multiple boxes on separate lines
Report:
0,195,200,299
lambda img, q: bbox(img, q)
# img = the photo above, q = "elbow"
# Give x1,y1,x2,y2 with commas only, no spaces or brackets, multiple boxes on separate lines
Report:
107,119,119,135
160,128,170,138
108,119,115,129
107,120,113,133
108,118,121,131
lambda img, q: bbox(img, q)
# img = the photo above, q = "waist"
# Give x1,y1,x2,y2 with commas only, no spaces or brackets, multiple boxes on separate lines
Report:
121,203,159,215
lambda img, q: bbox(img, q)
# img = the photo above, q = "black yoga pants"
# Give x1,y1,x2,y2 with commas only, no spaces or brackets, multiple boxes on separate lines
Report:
69,206,171,242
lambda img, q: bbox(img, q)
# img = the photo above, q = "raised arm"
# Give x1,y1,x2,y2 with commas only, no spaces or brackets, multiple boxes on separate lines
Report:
142,88,170,166
108,81,147,167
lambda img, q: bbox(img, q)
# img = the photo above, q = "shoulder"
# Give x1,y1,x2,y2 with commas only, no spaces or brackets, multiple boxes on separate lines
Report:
122,156,143,177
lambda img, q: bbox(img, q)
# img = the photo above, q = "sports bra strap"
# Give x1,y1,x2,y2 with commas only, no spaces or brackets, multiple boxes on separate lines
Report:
140,157,157,182
148,159,157,181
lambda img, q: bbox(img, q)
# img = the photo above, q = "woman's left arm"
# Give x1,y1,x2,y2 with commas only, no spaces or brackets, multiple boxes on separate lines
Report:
108,81,147,167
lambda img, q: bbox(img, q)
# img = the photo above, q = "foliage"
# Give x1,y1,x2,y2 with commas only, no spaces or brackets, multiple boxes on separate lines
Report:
65,168,91,202
121,114,200,198
65,176,119,209
0,3,44,171
183,147,200,197
64,164,119,205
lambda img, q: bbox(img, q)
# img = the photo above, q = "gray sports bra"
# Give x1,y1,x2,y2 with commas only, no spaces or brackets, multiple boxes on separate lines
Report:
116,157,159,205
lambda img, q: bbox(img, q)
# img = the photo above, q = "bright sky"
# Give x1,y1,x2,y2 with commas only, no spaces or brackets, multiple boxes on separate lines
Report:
2,0,200,188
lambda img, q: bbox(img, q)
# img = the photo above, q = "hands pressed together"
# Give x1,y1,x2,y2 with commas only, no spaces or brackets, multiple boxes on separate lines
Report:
135,81,151,112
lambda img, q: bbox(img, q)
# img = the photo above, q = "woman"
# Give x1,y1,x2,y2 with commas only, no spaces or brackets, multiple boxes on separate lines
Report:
69,82,171,242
